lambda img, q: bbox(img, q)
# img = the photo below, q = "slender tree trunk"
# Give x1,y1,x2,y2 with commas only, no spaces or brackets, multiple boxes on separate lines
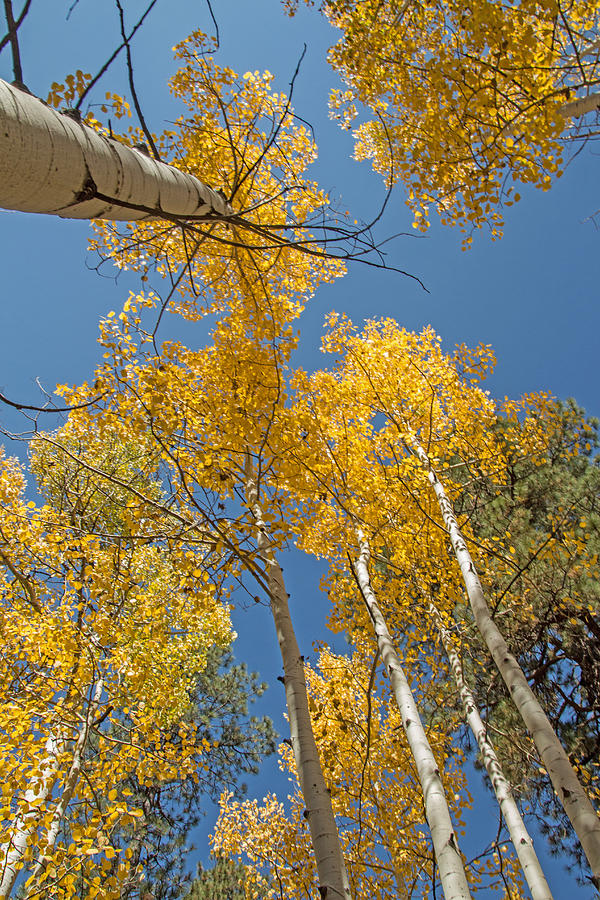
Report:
408,436,600,884
27,680,104,892
0,79,231,221
433,606,553,900
352,533,472,900
245,458,351,900
0,732,60,898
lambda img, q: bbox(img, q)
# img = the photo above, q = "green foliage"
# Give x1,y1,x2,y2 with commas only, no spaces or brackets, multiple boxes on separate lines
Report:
457,400,600,883
117,651,277,899
30,425,164,535
184,856,269,899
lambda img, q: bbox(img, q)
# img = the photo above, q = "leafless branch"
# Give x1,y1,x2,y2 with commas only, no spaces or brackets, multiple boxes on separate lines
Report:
75,0,158,110
114,0,160,161
2,0,29,84
204,0,219,49
0,388,107,413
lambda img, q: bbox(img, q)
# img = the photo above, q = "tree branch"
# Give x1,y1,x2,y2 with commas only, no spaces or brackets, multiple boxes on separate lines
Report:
2,0,27,85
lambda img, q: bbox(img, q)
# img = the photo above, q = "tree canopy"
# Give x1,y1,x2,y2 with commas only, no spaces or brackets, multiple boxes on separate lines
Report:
0,3,599,897
290,0,600,242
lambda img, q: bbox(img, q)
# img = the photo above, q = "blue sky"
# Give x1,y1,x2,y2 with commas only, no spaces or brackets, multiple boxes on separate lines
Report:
1,0,599,895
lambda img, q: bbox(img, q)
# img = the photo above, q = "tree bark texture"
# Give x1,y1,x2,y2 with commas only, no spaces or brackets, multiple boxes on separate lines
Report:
245,461,351,900
561,91,600,119
409,437,600,885
0,79,231,222
353,533,473,900
0,733,59,898
433,606,554,900
28,680,104,891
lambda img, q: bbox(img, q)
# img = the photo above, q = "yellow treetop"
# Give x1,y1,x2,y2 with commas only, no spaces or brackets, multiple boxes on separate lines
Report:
214,645,529,896
87,30,344,321
0,429,232,899
290,0,600,242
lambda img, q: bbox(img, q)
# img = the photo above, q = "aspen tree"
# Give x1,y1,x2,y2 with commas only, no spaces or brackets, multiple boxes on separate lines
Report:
0,434,233,898
245,455,351,900
352,535,472,900
215,646,531,897
0,78,231,222
288,0,600,239
1,31,353,306
0,733,60,898
87,32,345,312
26,679,105,894
430,603,553,900
455,399,600,875
409,434,600,885
301,316,600,884
57,286,352,898
277,347,478,896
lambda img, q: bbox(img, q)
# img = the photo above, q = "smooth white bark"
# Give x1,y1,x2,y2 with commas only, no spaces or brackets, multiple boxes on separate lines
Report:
28,680,104,891
0,79,232,221
561,90,600,119
433,607,554,900
409,437,600,884
0,733,60,898
245,460,351,900
353,534,472,900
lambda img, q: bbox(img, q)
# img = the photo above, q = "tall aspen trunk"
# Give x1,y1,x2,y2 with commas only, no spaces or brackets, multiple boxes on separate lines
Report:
245,458,351,900
409,436,600,884
0,79,231,221
0,733,60,898
352,533,472,900
433,606,553,900
28,680,104,892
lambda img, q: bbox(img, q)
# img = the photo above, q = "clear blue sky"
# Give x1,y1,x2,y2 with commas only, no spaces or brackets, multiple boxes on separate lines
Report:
0,1,598,895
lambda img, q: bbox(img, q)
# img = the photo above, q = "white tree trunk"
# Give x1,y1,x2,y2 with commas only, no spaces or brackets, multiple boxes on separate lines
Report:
27,680,104,891
0,79,231,221
353,533,472,900
245,460,351,900
0,732,60,898
409,436,600,884
560,90,600,119
433,606,554,900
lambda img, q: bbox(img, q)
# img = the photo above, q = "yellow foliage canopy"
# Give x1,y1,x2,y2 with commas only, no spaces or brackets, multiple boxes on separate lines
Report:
0,428,232,898
291,0,600,241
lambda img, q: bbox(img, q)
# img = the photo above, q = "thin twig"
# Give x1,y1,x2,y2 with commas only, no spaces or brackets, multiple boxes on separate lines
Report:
2,0,25,84
75,0,158,110
0,388,107,413
204,0,219,49
114,0,160,161
66,0,81,19
0,0,31,56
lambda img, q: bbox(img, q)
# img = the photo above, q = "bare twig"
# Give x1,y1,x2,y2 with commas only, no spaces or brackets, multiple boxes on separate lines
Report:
114,0,160,161
66,0,81,19
2,0,27,84
204,0,219,49
0,388,107,413
75,0,158,110
0,0,30,56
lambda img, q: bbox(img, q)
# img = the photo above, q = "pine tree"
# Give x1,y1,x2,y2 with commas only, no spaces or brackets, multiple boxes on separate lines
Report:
184,856,269,900
111,651,276,900
455,399,600,884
